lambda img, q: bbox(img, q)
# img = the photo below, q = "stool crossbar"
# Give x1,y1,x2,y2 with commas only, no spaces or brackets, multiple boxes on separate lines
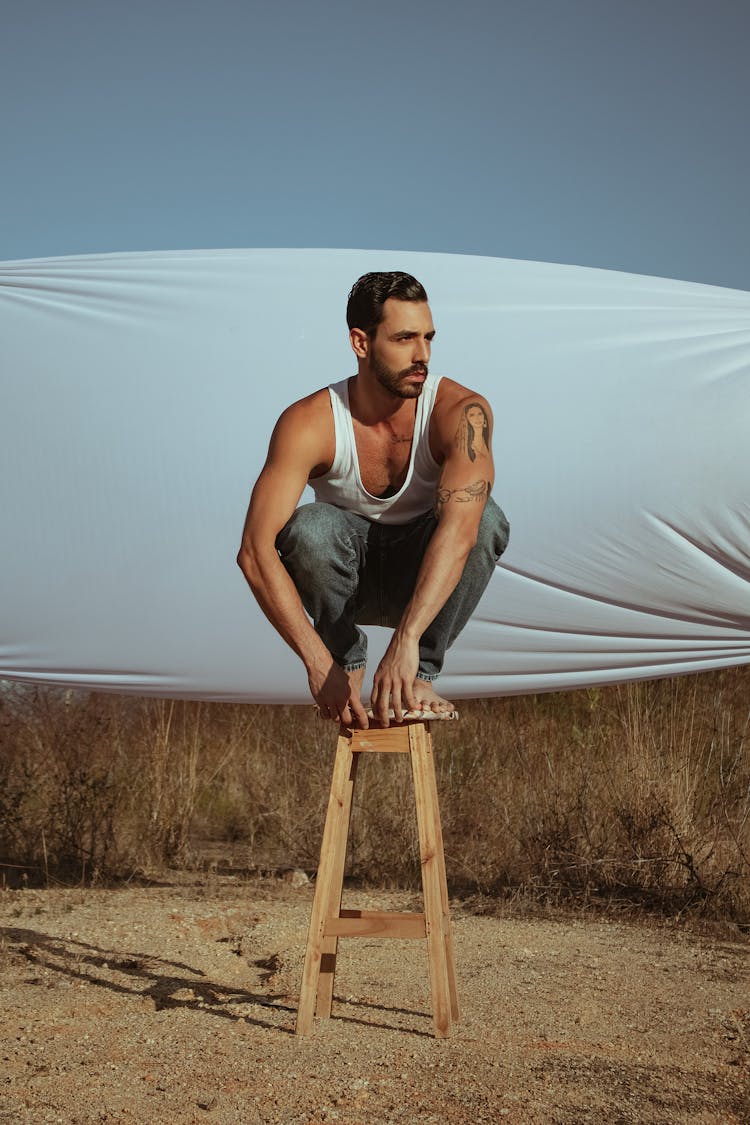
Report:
296,718,459,1038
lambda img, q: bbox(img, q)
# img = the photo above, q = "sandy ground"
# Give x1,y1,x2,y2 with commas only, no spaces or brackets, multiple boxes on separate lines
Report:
1,875,748,1124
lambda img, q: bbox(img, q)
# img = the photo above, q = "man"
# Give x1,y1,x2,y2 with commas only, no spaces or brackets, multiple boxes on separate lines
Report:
237,271,509,728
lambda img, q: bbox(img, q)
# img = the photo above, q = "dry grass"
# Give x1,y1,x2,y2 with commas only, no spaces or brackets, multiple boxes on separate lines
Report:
1,668,748,925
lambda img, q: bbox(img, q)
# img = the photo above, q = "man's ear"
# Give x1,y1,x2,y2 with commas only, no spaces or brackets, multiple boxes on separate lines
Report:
349,326,369,359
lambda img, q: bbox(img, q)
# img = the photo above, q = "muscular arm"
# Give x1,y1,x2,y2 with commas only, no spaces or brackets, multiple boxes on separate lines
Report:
370,392,494,723
237,397,369,727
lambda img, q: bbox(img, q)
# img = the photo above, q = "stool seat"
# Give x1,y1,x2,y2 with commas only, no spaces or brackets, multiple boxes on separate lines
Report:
295,718,459,1038
364,707,460,721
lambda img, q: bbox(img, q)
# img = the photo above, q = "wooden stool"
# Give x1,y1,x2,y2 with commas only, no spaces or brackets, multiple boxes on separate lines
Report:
296,716,459,1038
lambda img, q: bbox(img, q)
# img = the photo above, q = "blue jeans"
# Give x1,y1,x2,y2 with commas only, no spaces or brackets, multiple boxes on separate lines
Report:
276,498,509,681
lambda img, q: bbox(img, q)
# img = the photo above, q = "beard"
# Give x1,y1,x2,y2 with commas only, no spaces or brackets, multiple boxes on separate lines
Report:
370,354,428,399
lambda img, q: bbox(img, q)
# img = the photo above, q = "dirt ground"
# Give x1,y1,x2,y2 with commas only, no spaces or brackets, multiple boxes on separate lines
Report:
1,875,748,1124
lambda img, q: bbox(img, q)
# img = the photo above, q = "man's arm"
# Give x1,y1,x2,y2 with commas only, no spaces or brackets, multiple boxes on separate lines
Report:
237,396,369,728
370,390,494,723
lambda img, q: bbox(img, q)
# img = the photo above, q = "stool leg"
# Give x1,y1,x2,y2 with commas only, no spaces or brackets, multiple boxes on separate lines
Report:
316,747,359,1019
410,722,454,1038
296,731,356,1035
429,754,460,1023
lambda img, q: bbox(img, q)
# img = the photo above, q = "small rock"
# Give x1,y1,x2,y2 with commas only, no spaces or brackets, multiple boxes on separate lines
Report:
282,868,309,888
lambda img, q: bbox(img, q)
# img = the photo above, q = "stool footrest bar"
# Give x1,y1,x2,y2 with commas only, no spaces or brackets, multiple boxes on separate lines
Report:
324,909,427,939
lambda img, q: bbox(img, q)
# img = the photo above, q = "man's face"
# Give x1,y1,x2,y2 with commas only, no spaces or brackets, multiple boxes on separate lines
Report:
368,299,436,399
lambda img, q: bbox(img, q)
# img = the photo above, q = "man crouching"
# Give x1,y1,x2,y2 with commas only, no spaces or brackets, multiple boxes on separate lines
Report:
237,271,509,727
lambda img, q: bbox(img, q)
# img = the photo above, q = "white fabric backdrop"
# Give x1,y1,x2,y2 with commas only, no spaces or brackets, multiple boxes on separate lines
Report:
1,248,749,701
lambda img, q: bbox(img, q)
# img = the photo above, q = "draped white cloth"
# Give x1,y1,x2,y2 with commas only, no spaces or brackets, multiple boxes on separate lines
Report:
1,248,749,701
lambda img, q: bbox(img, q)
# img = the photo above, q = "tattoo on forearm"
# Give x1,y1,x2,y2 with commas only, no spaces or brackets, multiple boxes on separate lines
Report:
454,402,491,462
435,479,491,511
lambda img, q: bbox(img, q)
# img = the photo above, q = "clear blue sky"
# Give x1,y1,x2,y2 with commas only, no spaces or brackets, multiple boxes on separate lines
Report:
2,0,748,290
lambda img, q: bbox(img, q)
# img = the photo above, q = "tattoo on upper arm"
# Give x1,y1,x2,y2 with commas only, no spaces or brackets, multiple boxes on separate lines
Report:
454,402,491,462
435,479,491,513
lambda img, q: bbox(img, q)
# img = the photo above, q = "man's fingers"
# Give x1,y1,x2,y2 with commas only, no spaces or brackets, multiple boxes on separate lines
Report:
373,678,426,724
316,697,347,722
402,682,419,714
390,682,417,723
349,695,369,729
392,679,410,723
372,678,391,726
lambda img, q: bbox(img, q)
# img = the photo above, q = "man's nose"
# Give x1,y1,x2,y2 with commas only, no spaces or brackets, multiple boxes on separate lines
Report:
413,338,430,364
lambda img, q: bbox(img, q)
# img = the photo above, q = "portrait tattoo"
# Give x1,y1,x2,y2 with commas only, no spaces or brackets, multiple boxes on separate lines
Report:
435,479,491,513
454,402,490,462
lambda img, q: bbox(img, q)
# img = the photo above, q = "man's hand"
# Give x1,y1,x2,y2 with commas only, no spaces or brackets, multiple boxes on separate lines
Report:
370,633,420,726
308,658,369,728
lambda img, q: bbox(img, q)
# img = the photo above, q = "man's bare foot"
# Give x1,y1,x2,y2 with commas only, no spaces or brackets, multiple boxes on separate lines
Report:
412,679,455,716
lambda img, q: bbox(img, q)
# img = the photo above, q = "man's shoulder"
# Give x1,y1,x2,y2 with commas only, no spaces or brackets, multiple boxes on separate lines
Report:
271,387,335,471
433,377,492,416
275,386,335,434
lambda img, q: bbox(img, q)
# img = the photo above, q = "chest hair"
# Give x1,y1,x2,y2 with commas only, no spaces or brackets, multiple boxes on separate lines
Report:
352,421,414,498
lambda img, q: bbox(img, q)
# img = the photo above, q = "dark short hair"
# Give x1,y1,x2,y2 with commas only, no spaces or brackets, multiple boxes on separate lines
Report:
346,272,428,336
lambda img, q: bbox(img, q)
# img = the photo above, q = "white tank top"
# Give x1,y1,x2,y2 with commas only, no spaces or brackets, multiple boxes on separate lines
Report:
309,374,443,524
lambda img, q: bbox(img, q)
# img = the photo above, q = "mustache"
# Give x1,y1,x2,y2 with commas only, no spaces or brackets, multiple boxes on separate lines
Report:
404,364,428,376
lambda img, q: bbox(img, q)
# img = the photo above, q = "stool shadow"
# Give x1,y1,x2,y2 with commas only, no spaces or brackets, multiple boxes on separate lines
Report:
333,993,427,1018
2,926,295,1035
331,994,434,1037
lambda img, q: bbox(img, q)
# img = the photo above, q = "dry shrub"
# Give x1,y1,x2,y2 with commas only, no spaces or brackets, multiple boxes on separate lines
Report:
0,688,137,880
435,672,750,921
0,668,748,924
